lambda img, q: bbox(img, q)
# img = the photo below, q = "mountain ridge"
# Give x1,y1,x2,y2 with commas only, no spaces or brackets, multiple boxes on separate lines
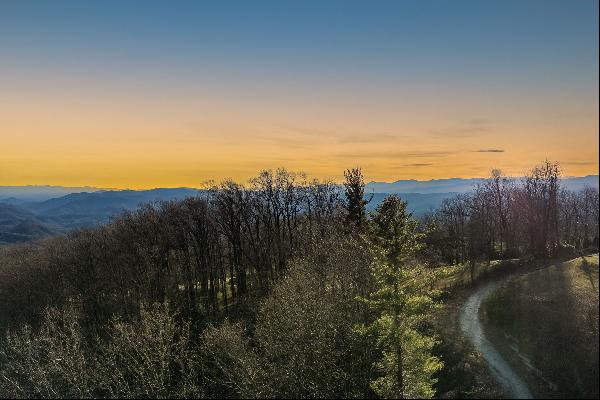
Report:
1,175,597,245
365,175,598,194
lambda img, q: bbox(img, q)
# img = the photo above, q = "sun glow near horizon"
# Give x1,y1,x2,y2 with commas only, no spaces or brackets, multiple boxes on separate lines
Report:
1,1,598,189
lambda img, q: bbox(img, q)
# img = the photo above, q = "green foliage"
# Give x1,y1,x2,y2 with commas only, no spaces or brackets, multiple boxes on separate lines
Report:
370,195,424,265
370,327,443,399
254,261,373,398
343,167,369,229
201,237,378,398
358,195,443,399
359,257,443,399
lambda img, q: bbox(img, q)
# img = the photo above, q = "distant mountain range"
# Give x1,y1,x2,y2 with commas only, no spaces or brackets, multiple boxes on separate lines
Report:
0,188,200,244
365,175,599,194
0,203,57,244
0,175,597,245
0,185,103,202
365,192,458,214
26,188,199,228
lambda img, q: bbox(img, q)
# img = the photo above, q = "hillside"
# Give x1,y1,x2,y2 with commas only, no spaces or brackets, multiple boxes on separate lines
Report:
0,203,57,244
0,166,598,398
481,255,599,398
0,189,203,243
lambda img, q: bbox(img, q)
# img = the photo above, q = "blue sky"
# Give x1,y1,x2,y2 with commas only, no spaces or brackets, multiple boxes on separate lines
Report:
2,0,597,83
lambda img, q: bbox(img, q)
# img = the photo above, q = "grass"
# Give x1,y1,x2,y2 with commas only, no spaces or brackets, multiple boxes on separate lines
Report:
481,254,599,399
432,261,516,399
435,259,522,290
432,290,506,399
431,258,527,398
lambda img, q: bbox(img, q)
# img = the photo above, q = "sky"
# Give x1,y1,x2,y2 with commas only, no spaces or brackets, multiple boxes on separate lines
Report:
1,0,598,189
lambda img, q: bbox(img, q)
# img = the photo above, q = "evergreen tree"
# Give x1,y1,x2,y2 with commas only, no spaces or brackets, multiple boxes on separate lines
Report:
343,167,369,229
359,195,443,398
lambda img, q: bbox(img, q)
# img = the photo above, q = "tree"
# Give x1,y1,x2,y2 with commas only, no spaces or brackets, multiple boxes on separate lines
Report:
343,167,369,230
469,183,495,272
360,195,442,398
201,235,377,399
436,194,471,264
485,169,517,256
521,160,561,257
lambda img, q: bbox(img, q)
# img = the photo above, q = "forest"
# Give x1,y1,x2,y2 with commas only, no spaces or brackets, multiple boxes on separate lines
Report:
0,160,598,399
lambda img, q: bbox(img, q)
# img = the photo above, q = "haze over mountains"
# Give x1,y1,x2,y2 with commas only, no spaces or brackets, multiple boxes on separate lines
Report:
0,188,199,244
0,185,103,202
1,175,598,245
365,175,600,194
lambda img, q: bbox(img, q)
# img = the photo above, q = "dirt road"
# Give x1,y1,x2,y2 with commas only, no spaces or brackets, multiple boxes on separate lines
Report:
459,279,534,399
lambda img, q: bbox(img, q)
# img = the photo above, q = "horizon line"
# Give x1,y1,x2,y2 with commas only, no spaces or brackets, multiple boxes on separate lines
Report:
1,174,598,192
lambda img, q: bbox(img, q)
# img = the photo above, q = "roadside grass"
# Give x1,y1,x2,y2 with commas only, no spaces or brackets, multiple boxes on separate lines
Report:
435,259,523,291
432,258,526,398
480,254,599,399
432,289,506,399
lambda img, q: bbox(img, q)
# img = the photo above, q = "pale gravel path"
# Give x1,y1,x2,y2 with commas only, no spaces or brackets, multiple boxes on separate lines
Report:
460,279,534,399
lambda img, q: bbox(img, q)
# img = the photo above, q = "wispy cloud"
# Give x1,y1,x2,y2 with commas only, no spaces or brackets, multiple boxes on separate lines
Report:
474,149,505,153
337,134,399,144
280,125,332,138
430,119,493,138
334,150,459,159
278,124,404,144
257,135,314,149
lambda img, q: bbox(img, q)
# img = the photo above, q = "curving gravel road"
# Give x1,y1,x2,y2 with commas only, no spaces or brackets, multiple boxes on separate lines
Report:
460,279,534,399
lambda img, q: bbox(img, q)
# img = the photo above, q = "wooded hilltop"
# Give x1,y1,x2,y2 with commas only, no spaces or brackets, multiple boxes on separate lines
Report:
0,160,597,398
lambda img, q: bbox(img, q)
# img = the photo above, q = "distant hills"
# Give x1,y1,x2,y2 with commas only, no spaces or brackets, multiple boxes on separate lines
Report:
0,175,597,244
26,188,199,228
0,188,199,244
365,192,457,215
365,175,599,194
0,203,57,244
0,185,102,202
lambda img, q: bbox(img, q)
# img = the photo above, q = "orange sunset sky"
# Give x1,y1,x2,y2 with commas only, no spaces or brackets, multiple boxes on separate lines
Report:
1,1,598,189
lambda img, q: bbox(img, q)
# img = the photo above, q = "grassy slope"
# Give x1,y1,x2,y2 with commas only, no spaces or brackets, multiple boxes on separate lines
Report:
481,254,599,399
436,259,522,290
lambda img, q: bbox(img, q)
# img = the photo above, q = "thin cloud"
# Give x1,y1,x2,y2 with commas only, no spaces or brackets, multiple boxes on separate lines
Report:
430,119,493,138
468,118,490,125
334,150,459,159
257,135,313,149
474,149,505,153
280,125,332,137
337,134,399,144
278,124,404,144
